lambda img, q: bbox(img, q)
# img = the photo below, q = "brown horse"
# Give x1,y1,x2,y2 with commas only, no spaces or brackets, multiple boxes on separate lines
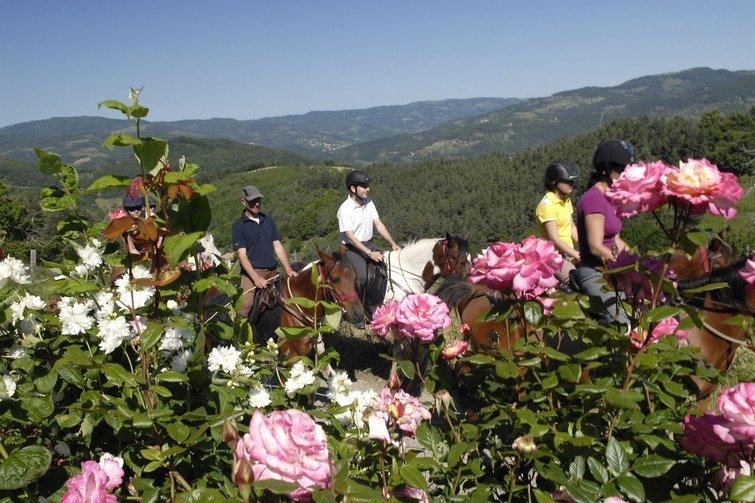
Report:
260,246,364,358
671,245,755,396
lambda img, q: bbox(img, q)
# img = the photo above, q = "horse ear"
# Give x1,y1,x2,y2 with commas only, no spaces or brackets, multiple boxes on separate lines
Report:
338,243,349,256
446,231,452,242
318,246,335,264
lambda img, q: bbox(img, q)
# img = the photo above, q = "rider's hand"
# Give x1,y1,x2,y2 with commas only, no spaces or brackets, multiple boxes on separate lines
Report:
252,273,268,289
368,249,383,262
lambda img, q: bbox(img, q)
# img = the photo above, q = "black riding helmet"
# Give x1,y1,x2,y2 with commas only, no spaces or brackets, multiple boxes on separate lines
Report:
544,161,579,190
592,139,635,176
346,170,370,191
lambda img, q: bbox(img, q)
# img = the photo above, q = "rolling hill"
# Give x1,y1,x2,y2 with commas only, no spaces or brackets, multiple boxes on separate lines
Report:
337,68,755,163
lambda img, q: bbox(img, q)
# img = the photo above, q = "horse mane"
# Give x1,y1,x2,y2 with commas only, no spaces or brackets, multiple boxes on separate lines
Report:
435,274,478,307
677,258,750,311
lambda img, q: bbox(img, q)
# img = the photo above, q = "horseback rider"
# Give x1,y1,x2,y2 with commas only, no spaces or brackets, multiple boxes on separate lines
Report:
571,139,635,330
231,185,298,324
337,170,401,320
535,160,581,288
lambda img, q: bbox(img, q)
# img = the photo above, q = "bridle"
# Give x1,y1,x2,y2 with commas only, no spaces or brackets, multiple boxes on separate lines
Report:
685,245,753,348
278,259,358,326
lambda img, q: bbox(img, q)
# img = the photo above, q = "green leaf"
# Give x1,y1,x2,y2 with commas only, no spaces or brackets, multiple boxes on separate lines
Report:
557,363,582,383
193,276,236,297
21,396,54,422
568,456,585,480
731,475,755,502
40,193,75,212
550,298,586,319
157,370,189,383
166,421,191,444
605,388,642,409
175,488,235,503
616,473,645,503
645,305,681,323
681,281,729,295
254,478,300,495
587,457,609,483
61,163,79,194
97,99,129,114
606,437,629,476
85,175,132,192
495,360,520,378
573,346,609,361
523,300,543,325
56,363,86,387
140,321,165,352
631,455,675,478
102,133,141,148
133,413,154,428
342,480,385,501
0,445,52,490
185,195,212,233
286,296,317,309
134,137,168,173
163,232,203,268
399,464,428,491
35,148,62,175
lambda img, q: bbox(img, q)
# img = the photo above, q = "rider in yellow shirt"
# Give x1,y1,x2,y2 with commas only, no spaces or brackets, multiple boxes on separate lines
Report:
535,161,580,287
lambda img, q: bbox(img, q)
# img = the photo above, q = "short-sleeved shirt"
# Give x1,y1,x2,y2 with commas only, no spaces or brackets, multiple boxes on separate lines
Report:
535,191,575,248
576,185,623,268
337,197,379,244
231,211,281,269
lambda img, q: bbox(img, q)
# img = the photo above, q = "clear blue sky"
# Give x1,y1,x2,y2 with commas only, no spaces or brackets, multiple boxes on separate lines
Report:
2,0,754,127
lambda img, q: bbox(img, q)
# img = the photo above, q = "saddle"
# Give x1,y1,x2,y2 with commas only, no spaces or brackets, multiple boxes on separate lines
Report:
249,275,282,325
364,261,388,314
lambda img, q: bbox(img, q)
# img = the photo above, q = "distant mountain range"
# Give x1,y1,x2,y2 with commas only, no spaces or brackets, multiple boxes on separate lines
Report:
0,67,753,173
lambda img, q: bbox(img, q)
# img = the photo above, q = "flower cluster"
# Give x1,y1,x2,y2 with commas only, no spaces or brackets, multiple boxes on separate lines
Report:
61,453,124,503
681,382,755,484
606,158,743,220
469,236,563,295
369,387,432,440
234,409,332,501
371,293,451,343
327,371,376,427
0,255,31,288
72,238,105,277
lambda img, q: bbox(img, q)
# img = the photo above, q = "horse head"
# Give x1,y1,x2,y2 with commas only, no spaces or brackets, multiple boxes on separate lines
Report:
674,247,754,397
669,231,734,280
422,233,471,289
317,245,365,324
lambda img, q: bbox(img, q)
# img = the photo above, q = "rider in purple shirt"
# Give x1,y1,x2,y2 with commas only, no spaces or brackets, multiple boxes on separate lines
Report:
572,139,635,330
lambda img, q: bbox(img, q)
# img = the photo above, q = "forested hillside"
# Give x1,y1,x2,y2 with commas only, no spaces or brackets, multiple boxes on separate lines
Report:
205,109,755,261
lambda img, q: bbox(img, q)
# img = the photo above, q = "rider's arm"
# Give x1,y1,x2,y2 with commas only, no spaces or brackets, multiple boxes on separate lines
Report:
343,229,383,262
543,220,580,262
374,218,401,251
584,213,615,262
237,247,268,288
273,240,297,277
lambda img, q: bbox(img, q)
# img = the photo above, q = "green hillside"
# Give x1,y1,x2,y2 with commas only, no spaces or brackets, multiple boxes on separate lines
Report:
338,68,755,164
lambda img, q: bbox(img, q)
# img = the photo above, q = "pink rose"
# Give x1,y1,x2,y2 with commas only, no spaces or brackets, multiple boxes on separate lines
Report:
606,161,668,218
718,382,755,439
470,237,562,295
680,413,743,466
470,241,520,291
395,293,451,343
441,339,469,360
61,460,120,503
371,300,399,338
739,256,755,290
239,409,332,501
661,158,743,219
373,387,432,437
631,317,687,349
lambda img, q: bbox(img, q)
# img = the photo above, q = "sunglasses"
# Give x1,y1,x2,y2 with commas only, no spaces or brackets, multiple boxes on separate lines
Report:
246,199,262,207
125,205,143,212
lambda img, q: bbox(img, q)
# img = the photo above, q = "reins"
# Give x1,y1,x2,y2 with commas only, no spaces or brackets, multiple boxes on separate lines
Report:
384,246,426,297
